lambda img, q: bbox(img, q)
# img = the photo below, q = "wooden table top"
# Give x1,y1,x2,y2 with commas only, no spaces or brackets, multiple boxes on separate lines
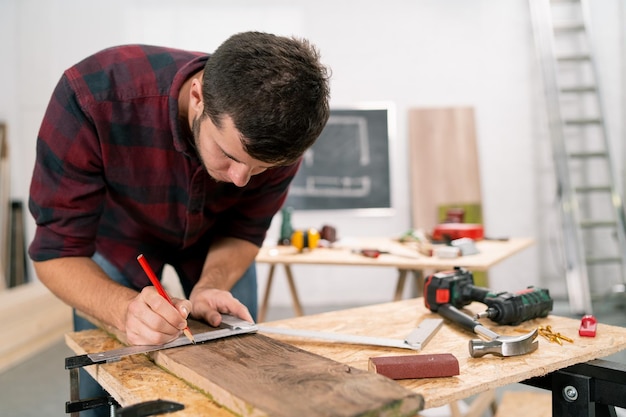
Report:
66,297,626,413
256,237,534,271
260,298,626,409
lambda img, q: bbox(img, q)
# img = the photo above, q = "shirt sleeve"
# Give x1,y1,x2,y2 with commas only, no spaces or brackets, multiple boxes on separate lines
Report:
28,73,106,261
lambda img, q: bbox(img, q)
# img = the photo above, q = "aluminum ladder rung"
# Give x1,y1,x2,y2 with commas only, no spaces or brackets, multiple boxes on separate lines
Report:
574,185,612,193
568,151,608,159
557,54,591,62
554,23,585,32
580,220,617,228
586,257,623,265
560,85,596,93
564,118,602,125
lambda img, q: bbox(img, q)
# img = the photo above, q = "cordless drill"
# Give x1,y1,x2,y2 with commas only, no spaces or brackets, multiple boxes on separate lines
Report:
424,267,553,325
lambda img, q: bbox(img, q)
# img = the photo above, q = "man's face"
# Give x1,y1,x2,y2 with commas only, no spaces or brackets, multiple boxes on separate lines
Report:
191,114,272,187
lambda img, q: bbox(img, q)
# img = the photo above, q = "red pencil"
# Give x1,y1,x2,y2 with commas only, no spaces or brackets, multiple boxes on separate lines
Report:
136,254,195,344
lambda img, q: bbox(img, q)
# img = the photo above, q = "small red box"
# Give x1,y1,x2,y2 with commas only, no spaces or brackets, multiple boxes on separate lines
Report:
432,223,484,242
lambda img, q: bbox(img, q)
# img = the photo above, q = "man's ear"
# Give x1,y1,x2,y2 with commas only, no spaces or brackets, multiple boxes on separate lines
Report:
189,78,204,114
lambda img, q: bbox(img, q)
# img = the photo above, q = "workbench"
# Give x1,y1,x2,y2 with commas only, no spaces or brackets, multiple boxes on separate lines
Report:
256,237,534,321
65,297,626,417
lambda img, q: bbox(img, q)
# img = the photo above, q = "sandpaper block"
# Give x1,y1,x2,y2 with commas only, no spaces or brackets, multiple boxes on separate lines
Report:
368,353,459,380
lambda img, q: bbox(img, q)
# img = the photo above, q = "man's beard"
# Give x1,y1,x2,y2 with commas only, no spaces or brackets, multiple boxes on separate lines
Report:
191,115,219,181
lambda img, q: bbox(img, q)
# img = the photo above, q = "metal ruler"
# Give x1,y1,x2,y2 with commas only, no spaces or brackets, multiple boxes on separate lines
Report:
258,318,443,351
66,316,444,370
66,315,258,369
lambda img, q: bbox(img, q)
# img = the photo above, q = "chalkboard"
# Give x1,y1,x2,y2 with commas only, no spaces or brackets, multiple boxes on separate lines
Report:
284,107,392,210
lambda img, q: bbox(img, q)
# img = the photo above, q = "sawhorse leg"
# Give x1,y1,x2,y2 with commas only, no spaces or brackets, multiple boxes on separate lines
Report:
394,269,426,301
258,264,303,322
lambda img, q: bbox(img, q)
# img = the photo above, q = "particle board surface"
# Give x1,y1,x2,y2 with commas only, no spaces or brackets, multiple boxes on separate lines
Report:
260,298,626,410
66,319,424,417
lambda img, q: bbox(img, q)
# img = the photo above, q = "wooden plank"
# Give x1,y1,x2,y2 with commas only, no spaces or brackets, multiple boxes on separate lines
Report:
67,319,424,417
408,107,482,232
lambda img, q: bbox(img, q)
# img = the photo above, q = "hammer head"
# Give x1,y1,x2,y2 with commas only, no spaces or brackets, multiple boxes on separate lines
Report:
469,328,539,358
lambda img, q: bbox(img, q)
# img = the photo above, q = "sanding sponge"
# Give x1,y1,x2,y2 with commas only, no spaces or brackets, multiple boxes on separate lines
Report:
368,353,459,380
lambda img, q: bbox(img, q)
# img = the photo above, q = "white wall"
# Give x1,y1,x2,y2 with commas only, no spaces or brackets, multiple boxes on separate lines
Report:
0,0,623,308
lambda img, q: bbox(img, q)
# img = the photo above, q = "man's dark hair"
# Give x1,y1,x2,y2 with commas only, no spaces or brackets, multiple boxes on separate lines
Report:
202,31,331,165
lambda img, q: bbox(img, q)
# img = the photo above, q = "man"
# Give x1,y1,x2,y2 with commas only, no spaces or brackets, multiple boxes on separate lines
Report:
29,33,329,346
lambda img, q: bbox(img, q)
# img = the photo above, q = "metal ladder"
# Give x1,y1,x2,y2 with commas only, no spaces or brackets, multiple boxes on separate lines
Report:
529,0,626,314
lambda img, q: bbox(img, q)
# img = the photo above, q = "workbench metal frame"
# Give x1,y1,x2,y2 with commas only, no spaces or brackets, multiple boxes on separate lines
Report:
523,358,626,417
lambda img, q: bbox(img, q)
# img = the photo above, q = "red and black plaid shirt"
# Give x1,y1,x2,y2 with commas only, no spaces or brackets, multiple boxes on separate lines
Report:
28,44,298,288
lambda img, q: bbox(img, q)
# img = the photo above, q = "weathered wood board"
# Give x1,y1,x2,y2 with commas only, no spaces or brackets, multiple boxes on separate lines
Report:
66,319,424,417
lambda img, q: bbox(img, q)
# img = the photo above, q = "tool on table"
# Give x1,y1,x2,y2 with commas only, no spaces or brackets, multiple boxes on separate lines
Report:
66,315,257,369
579,314,597,337
137,254,195,344
538,325,574,345
258,318,443,351
351,247,421,259
368,353,460,380
115,400,184,417
291,228,320,251
354,248,390,258
66,397,183,417
424,267,553,325
436,304,539,358
432,223,484,243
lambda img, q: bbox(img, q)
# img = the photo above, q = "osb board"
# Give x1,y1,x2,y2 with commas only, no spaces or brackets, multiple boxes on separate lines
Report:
66,319,424,417
408,107,482,232
260,298,626,410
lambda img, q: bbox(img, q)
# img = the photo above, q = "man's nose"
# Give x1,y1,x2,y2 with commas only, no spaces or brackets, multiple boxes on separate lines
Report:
228,163,252,187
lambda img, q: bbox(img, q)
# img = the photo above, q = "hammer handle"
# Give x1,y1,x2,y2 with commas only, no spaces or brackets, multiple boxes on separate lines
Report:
437,304,498,340
437,304,479,330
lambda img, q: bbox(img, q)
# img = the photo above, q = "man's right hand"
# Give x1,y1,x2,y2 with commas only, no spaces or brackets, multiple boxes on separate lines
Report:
125,286,193,345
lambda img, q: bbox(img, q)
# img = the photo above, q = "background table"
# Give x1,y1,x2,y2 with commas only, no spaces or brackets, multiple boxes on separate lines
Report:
256,237,534,322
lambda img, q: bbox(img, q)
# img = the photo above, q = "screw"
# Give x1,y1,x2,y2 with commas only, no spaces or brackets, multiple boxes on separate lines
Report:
563,385,578,402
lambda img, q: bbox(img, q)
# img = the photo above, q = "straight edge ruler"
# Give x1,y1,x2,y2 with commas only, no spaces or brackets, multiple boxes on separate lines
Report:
66,315,257,369
258,318,443,351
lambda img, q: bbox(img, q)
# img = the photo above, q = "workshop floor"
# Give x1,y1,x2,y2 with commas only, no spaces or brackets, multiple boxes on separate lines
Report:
1,300,625,417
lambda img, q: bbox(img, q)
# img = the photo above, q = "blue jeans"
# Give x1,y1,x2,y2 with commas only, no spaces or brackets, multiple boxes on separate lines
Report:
74,252,258,417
